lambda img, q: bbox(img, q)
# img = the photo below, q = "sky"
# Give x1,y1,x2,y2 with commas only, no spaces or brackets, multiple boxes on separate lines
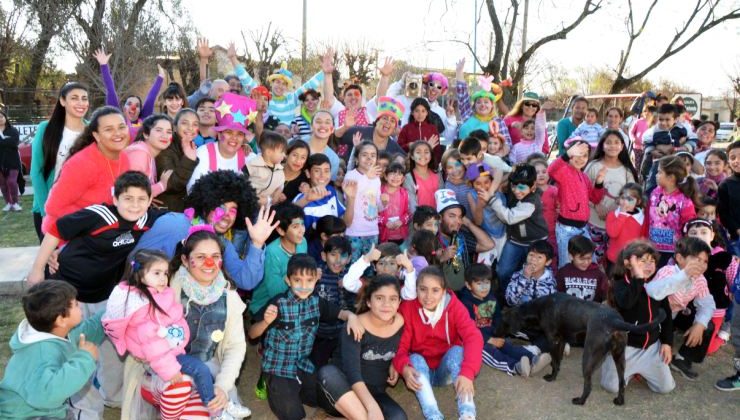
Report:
56,0,740,97
177,0,740,97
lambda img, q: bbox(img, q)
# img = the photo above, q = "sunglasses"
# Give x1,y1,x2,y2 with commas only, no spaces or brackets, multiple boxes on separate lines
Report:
427,82,443,90
523,102,539,108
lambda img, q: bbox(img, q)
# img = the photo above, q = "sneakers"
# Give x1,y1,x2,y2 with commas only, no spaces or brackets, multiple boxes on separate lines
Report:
254,375,267,400
670,358,699,381
515,356,531,377
213,412,235,420
2,203,10,212
225,400,251,418
522,345,541,356
563,343,571,357
10,203,21,211
531,352,552,375
717,321,731,342
715,372,740,392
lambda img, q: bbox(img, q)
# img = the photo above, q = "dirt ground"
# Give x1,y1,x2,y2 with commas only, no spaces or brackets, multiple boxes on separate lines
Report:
100,339,737,420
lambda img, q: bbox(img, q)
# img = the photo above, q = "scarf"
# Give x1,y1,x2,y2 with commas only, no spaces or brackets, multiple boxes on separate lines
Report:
419,293,450,329
300,106,314,125
175,266,227,313
475,113,495,122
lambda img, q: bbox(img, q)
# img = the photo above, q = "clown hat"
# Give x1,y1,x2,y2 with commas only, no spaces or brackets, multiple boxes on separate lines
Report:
376,96,405,122
214,92,258,134
266,62,294,88
250,85,272,101
471,74,503,103
423,72,449,91
435,189,465,216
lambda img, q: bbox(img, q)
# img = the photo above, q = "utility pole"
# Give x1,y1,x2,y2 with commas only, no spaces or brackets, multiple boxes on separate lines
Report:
302,0,307,78
473,0,478,74
520,0,529,96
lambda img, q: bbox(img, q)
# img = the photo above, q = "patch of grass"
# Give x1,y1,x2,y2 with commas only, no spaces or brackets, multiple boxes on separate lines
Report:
0,195,38,248
0,296,25,378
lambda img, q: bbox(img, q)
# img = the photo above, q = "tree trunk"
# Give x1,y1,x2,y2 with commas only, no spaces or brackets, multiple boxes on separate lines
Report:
22,25,53,108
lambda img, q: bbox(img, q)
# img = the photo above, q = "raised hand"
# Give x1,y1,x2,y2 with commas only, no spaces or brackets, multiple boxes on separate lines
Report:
246,205,279,249
78,334,99,360
426,134,440,149
227,41,237,62
595,166,608,184
197,37,212,60
321,48,335,74
455,58,466,81
364,244,381,263
93,48,111,66
343,180,358,199
378,57,394,77
351,130,362,145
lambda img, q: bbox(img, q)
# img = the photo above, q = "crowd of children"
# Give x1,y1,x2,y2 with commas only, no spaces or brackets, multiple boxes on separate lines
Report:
1,48,739,420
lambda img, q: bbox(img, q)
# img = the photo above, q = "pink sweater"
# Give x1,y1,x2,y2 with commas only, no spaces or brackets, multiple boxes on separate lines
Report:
379,185,411,242
124,141,166,197
547,157,605,225
647,187,696,253
42,144,130,234
102,284,190,381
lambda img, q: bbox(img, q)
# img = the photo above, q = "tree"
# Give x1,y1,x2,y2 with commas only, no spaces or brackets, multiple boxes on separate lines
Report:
342,41,377,86
62,0,177,104
434,0,603,101
240,23,285,85
19,0,82,102
0,2,29,87
609,0,740,93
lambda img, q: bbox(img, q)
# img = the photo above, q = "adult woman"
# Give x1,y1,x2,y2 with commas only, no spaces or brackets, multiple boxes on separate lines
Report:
307,110,342,181
342,97,406,169
318,275,407,420
0,111,22,211
124,114,174,198
41,106,130,234
30,82,89,240
604,107,630,149
161,82,188,119
291,88,321,141
629,105,656,172
585,129,639,263
334,84,372,138
282,140,310,202
504,91,549,153
155,109,199,211
122,230,247,419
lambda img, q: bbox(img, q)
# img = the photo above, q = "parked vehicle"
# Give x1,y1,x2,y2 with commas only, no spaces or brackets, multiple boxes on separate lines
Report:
716,122,734,143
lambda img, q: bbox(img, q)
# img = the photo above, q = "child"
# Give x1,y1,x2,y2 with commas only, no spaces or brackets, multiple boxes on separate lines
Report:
442,148,475,217
249,203,307,316
246,130,287,207
334,159,347,204
509,111,546,164
404,140,443,211
307,215,346,262
606,183,646,271
458,134,512,177
568,108,604,148
343,242,417,301
697,149,728,199
600,240,675,395
641,103,698,180
505,240,556,306
698,196,718,222
548,139,607,268
247,254,361,420
312,236,356,368
556,235,608,302
530,158,559,266
102,249,250,419
647,155,698,267
458,264,551,377
490,164,549,287
0,281,104,419
408,228,438,273
644,237,716,380
393,266,483,420
377,151,392,175
398,97,440,152
401,205,441,251
379,162,411,244
292,153,346,231
718,140,740,257
344,141,382,262
27,171,164,302
466,162,506,261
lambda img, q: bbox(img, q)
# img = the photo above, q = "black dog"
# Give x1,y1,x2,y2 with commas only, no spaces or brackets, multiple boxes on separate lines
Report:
496,293,665,406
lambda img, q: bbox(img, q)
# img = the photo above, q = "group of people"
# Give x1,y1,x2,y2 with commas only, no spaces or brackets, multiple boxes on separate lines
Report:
0,41,739,420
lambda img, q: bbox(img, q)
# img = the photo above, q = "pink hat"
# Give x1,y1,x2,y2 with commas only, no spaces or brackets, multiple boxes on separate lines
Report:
214,92,258,134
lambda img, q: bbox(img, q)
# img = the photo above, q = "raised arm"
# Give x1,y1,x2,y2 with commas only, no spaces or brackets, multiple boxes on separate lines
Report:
320,49,336,109
140,65,165,119
94,48,119,109
455,58,472,120
197,37,212,83
375,57,395,99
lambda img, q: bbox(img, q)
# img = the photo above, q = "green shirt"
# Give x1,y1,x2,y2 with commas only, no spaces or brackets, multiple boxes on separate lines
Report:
249,237,308,315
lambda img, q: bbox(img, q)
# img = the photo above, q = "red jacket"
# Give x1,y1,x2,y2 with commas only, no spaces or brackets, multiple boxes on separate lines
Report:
398,121,439,152
547,157,605,224
42,144,130,234
392,292,483,380
605,209,646,263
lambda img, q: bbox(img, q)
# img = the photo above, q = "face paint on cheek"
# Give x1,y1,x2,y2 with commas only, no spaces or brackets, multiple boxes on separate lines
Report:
293,286,314,294
474,284,491,295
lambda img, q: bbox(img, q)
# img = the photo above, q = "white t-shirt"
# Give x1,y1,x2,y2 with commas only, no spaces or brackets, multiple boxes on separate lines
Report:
186,145,244,192
54,127,83,180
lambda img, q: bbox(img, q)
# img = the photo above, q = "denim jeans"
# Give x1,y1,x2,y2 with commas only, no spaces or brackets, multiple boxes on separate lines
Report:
556,222,590,268
348,235,379,263
409,346,475,420
176,354,214,404
496,241,529,297
730,239,740,258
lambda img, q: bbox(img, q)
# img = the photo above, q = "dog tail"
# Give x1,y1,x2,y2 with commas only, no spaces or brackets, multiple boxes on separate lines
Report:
609,309,667,333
